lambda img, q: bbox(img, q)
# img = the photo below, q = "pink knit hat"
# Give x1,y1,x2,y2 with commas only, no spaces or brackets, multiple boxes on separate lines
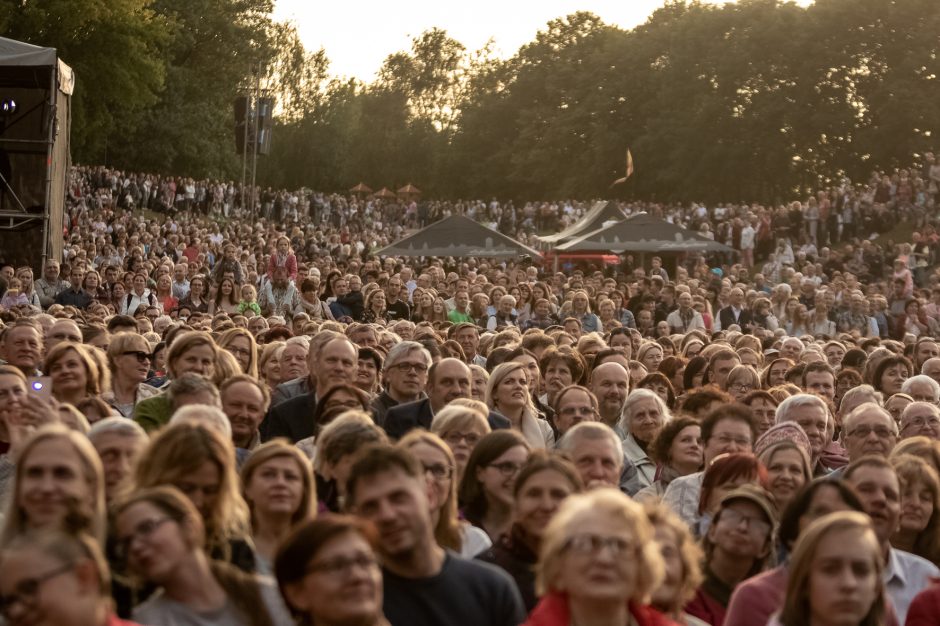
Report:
754,421,812,460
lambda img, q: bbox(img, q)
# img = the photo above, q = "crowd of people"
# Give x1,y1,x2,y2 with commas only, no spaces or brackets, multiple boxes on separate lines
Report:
0,156,939,625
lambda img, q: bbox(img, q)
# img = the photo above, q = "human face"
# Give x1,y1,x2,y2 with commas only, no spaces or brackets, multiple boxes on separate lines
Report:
477,445,528,509
571,438,622,489
441,427,485,474
640,346,663,371
46,322,82,352
629,397,664,444
19,438,91,530
48,349,88,398
765,447,807,508
703,418,753,465
224,336,253,373
455,328,478,360
0,546,88,626
879,364,907,396
825,345,846,369
554,389,598,436
906,380,938,404
609,333,632,358
900,404,940,440
427,360,471,411
768,362,789,387
885,396,911,423
385,351,430,400
93,432,144,501
807,527,880,626
514,469,576,542
245,455,304,519
349,468,430,560
898,477,934,536
544,361,573,401
843,409,897,460
407,441,453,513
116,501,188,585
263,352,282,385
495,368,529,412
173,460,221,520
710,358,739,389
280,343,309,381
805,371,835,403
349,328,377,349
916,342,940,368
668,425,703,474
4,326,42,371
591,366,629,423
222,381,266,448
781,340,802,361
512,355,541,396
172,343,215,379
750,399,777,435
316,340,358,395
707,500,772,561
470,369,487,401
797,484,855,535
284,532,383,625
0,373,27,422
847,465,900,545
651,525,684,611
789,403,828,461
553,512,639,603
356,357,378,391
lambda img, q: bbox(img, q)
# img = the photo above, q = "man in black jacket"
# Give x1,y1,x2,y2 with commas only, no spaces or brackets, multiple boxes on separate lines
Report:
384,358,510,439
717,287,753,333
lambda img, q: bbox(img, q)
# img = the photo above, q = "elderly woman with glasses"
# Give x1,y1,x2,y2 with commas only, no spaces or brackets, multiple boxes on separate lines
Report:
523,489,671,626
620,389,673,495
899,402,940,441
104,333,161,418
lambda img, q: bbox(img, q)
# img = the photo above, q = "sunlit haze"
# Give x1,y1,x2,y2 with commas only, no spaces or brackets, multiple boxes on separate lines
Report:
274,0,815,82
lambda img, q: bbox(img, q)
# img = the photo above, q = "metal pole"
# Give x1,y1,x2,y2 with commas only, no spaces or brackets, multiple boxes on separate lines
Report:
250,70,261,217
240,84,249,216
41,64,58,269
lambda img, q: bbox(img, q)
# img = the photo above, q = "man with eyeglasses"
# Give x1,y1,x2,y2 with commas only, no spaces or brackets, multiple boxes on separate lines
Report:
384,358,509,440
663,404,758,527
551,385,599,438
372,341,431,426
836,403,898,472
899,402,940,441
346,445,525,626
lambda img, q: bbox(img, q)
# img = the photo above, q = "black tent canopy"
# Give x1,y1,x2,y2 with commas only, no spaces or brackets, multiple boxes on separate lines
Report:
556,213,732,253
374,215,542,258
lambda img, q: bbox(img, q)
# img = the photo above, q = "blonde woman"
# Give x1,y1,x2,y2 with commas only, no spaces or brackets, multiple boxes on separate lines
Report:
258,341,285,394
218,327,259,378
525,488,666,625
241,440,317,571
431,404,492,480
399,430,491,557
134,421,255,572
486,362,554,449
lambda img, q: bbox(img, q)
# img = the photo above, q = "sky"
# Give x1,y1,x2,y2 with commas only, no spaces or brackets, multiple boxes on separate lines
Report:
273,0,814,82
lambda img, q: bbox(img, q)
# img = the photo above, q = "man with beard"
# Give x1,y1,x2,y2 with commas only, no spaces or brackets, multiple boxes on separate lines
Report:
347,445,525,626
259,266,301,318
383,358,509,440
589,362,630,437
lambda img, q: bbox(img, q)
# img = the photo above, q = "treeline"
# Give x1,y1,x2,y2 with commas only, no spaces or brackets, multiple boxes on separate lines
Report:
4,0,939,203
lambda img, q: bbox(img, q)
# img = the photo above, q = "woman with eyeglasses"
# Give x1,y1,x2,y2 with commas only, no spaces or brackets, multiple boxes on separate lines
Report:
399,430,492,558
524,488,672,626
114,486,290,626
0,529,144,626
459,430,532,542
722,365,761,402
217,327,259,378
431,404,492,481
275,516,388,626
104,333,160,418
478,451,583,611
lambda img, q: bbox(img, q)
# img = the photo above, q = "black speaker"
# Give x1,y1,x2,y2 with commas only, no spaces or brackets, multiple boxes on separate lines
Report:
234,96,249,155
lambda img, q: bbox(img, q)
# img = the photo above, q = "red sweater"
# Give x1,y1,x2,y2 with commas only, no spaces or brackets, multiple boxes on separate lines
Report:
524,592,681,626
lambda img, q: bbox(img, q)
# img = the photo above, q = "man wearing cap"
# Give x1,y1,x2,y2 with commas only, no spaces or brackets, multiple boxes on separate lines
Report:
686,484,776,626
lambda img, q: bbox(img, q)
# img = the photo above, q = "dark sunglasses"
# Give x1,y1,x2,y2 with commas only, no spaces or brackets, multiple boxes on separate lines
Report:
122,351,151,362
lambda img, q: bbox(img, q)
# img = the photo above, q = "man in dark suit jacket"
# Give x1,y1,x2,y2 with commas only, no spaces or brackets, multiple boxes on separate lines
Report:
717,287,753,333
384,358,510,440
261,391,317,442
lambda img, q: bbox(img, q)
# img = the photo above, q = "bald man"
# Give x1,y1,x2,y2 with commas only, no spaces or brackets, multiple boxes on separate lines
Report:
589,362,630,436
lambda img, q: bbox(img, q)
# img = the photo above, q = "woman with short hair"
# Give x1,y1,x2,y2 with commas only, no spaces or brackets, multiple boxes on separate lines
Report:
104,333,161,418
524,489,670,626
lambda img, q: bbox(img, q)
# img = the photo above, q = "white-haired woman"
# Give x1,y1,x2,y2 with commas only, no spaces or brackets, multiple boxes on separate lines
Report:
620,388,672,495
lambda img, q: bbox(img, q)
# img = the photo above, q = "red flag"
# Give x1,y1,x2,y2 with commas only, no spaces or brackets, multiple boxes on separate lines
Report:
610,148,634,187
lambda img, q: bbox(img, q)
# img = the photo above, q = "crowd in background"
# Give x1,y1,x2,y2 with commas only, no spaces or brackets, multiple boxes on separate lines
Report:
0,156,938,625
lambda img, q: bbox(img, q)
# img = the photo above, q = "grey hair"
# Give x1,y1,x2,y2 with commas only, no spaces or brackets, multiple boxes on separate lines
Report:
839,384,883,415
775,393,828,425
557,422,623,471
619,388,672,435
900,402,940,430
165,373,221,409
169,404,232,439
285,335,311,350
384,340,432,372
901,375,940,402
842,401,897,436
88,416,147,444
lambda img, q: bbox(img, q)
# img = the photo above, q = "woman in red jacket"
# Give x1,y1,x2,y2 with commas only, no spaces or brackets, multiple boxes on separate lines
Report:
524,488,680,626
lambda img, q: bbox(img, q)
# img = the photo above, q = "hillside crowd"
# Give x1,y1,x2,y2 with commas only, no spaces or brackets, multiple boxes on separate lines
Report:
0,155,938,625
